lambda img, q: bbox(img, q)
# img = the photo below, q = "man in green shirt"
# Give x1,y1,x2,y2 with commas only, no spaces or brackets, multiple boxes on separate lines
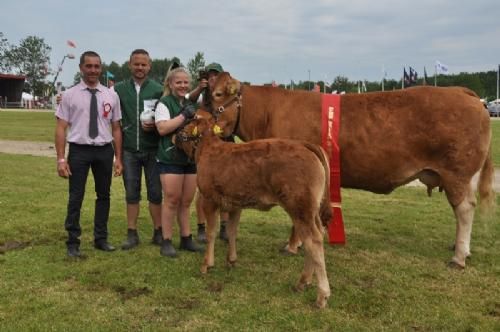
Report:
113,49,163,249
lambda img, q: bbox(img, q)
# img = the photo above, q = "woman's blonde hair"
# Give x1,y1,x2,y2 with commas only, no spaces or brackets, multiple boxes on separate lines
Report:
162,67,191,97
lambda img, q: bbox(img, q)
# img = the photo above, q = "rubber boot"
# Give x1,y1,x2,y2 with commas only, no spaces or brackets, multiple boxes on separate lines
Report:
152,227,163,246
160,238,177,257
197,224,207,243
219,221,229,241
121,229,140,250
179,235,203,252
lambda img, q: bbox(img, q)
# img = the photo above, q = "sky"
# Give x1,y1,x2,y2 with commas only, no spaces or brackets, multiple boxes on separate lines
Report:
2,0,499,87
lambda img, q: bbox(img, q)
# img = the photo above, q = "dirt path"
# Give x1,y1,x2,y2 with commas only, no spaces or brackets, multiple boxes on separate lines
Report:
0,140,57,158
2,139,500,192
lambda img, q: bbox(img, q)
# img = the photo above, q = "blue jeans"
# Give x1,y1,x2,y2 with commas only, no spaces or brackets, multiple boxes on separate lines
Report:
65,143,114,247
122,150,162,204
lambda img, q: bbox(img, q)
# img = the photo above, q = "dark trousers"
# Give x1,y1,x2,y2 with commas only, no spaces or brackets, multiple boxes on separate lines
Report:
65,143,114,248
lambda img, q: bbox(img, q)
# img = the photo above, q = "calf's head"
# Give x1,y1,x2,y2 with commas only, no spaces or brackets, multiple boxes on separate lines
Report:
173,110,225,159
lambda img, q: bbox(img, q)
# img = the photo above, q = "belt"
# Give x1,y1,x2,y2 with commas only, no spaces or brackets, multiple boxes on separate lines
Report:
69,142,112,147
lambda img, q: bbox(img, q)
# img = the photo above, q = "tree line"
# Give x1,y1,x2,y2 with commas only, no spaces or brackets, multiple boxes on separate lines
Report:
1,33,499,101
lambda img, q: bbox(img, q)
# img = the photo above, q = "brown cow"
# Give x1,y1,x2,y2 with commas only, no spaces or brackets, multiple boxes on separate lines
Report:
209,73,495,268
174,110,333,308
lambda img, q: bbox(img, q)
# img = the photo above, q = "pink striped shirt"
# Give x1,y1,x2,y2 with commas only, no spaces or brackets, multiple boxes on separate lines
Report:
56,81,121,145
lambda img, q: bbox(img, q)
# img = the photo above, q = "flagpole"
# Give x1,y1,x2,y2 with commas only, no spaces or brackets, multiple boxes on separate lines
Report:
401,66,404,89
497,64,499,100
381,65,385,91
434,65,437,86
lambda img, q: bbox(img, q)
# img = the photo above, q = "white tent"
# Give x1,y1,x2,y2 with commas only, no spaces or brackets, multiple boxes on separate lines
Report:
21,92,34,108
22,92,34,101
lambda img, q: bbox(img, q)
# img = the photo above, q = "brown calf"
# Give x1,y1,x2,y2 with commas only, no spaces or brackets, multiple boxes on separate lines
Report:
175,111,333,308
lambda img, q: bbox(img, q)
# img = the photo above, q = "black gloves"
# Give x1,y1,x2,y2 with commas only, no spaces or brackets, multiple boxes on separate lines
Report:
180,102,196,120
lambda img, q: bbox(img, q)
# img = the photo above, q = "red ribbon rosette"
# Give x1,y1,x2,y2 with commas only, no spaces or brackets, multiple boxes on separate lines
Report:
102,103,112,118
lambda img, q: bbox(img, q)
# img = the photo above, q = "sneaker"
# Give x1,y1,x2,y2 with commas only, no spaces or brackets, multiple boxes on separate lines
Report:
219,221,229,241
160,239,177,257
67,246,81,257
121,229,140,250
180,235,204,252
197,224,207,243
152,228,163,246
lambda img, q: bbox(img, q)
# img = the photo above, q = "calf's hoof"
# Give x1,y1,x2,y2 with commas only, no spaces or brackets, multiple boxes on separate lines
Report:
280,244,298,256
315,296,328,309
226,260,237,268
447,258,465,270
293,281,311,293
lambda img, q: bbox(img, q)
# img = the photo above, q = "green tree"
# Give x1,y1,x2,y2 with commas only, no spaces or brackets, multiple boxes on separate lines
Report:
7,35,51,96
331,76,354,93
149,57,182,85
0,32,10,72
186,51,206,88
102,61,122,84
72,71,81,86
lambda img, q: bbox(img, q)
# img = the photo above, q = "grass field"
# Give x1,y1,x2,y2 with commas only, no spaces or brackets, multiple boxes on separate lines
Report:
2,110,500,166
0,110,499,330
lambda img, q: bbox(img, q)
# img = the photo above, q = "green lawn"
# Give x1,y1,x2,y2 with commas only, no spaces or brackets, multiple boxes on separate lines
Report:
1,153,499,330
0,110,55,142
2,110,500,165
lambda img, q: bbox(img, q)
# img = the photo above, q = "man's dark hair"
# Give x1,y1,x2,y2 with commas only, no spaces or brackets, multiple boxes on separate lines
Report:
130,49,150,60
79,51,101,65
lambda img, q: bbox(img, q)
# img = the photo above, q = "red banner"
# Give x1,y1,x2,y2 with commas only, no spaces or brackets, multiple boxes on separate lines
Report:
321,94,345,245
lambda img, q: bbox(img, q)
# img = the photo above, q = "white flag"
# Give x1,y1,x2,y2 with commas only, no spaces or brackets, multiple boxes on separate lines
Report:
435,60,449,74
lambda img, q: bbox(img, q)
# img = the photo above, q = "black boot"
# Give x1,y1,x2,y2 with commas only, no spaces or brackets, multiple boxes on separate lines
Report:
179,235,203,252
160,238,177,257
219,221,229,241
197,224,207,243
152,227,162,246
121,229,140,250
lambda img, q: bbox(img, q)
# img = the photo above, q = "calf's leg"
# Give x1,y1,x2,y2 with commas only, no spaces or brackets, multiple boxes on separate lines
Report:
201,200,218,273
293,215,330,308
226,209,242,266
282,225,302,255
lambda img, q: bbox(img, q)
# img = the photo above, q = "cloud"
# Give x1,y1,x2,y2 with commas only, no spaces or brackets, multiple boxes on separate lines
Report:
2,0,499,86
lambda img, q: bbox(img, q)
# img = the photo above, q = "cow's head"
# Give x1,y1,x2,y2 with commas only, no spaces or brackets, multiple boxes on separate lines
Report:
173,109,226,159
211,72,241,135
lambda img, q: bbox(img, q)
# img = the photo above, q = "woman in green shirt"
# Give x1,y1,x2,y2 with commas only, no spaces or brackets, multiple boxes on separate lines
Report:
155,67,201,257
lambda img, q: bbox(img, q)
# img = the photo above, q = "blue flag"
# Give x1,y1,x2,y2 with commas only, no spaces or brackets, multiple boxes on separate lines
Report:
403,68,410,87
106,71,115,79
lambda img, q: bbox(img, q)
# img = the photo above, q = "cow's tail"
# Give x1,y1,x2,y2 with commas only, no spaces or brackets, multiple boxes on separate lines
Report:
478,140,496,215
304,142,333,227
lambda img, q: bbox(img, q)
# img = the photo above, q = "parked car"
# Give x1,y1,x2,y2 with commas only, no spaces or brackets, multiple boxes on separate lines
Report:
487,100,500,117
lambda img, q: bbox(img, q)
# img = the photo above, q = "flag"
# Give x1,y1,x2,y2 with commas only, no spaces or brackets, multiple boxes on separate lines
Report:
403,68,410,87
409,67,418,85
67,40,77,48
423,67,428,85
106,71,114,79
435,60,449,74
